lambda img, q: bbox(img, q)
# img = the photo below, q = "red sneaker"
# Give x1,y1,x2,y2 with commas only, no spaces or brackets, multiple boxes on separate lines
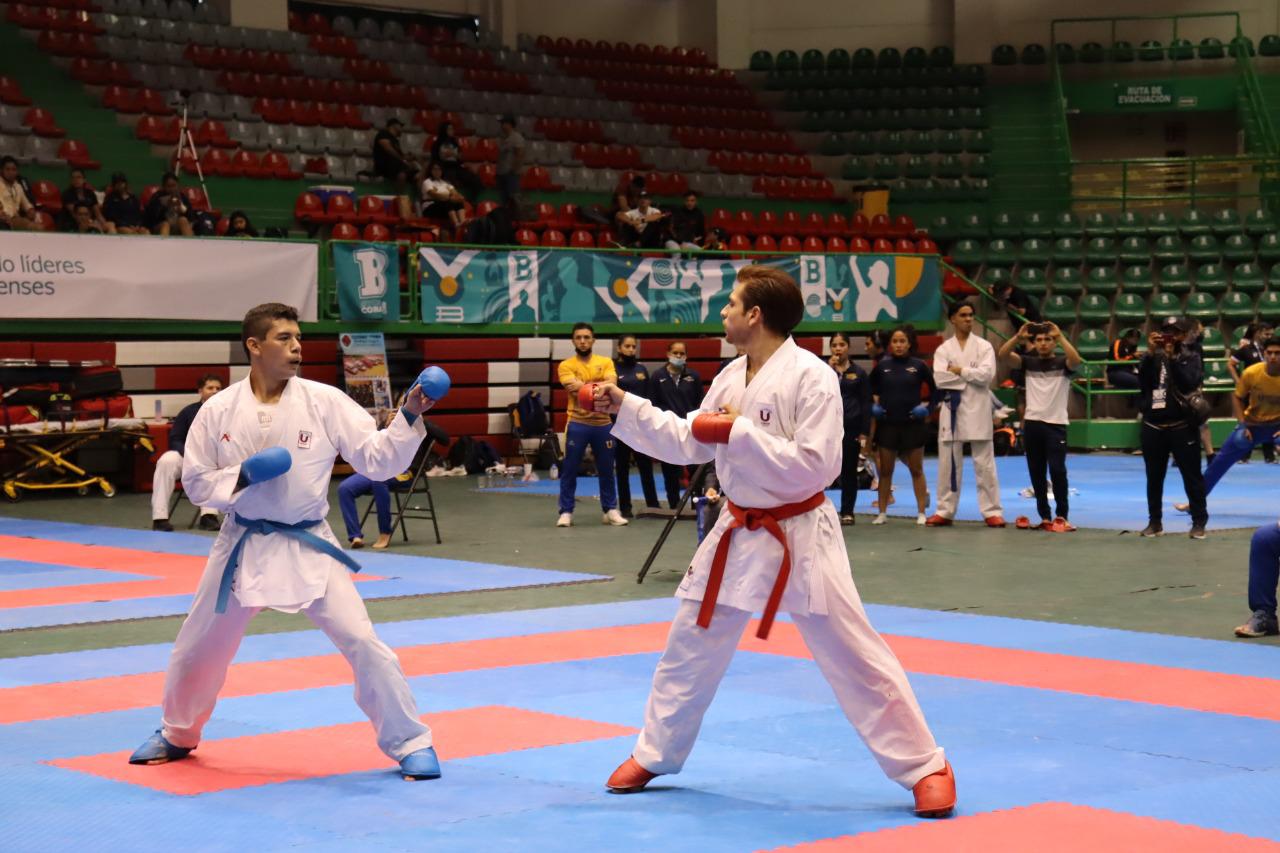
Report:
1015,516,1031,529
912,761,957,818
1052,517,1076,532
924,514,952,527
985,516,1007,528
605,756,658,793
1037,519,1056,531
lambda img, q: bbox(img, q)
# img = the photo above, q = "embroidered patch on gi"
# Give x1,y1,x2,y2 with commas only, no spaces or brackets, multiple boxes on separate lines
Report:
758,404,774,424
220,433,231,442
297,430,313,449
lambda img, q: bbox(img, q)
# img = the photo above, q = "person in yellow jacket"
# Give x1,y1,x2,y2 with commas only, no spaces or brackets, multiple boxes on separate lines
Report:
556,322,628,528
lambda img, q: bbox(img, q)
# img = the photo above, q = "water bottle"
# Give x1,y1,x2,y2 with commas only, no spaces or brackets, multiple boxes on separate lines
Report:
549,463,559,480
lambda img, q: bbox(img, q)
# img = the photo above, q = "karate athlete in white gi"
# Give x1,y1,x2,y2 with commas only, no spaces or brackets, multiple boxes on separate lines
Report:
927,301,1005,527
584,266,956,818
128,302,443,780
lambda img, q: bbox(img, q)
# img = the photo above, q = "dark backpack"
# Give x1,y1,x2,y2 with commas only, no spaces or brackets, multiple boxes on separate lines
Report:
446,436,475,469
464,439,501,473
515,390,548,437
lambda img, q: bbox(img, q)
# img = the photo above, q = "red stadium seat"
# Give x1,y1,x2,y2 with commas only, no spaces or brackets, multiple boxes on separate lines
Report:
895,238,917,254
540,229,567,247
753,235,777,253
868,214,892,238
294,191,323,224
331,222,359,239
826,236,848,252
872,237,894,253
849,236,871,253
569,229,595,248
321,193,357,224
357,194,395,226
779,235,802,253
57,139,98,169
850,214,869,237
825,212,849,238
892,214,916,237
363,222,391,241
30,180,60,212
916,237,939,254
802,236,825,252
515,228,538,246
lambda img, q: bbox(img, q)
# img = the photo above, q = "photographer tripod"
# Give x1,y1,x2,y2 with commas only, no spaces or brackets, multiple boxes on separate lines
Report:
171,91,213,210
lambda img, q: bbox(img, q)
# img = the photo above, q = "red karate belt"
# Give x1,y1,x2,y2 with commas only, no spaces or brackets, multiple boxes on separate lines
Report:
698,491,827,640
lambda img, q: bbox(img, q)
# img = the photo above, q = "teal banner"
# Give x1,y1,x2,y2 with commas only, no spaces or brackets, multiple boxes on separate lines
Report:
418,248,940,329
334,242,400,322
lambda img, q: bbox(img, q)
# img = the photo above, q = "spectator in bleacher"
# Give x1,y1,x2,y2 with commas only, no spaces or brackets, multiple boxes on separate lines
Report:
144,172,194,237
1229,322,1277,464
702,226,727,252
649,340,704,509
869,325,937,525
991,280,1042,327
619,193,668,249
60,168,114,234
611,174,645,232
68,201,103,235
556,322,627,527
102,172,148,235
612,334,661,518
420,160,467,231
830,332,871,525
496,114,525,212
430,120,481,200
1138,317,1207,539
223,210,258,238
372,118,418,220
151,373,224,532
0,155,38,231
1106,327,1142,392
664,190,706,253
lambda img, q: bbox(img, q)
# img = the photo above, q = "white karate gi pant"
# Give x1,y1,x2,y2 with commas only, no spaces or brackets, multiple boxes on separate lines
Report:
160,559,433,761
632,593,946,788
151,451,213,521
935,439,1002,520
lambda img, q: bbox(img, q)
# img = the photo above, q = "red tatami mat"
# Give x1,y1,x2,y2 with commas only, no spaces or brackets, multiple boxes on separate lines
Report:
762,802,1280,852
48,705,637,795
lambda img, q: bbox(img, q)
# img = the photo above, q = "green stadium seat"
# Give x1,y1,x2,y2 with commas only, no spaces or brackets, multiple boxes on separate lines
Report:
1204,358,1233,387
1200,326,1226,356
1080,41,1106,63
1113,293,1148,323
965,129,992,153
958,212,988,239
929,46,954,67
1168,38,1195,60
750,50,774,72
936,154,965,179
1085,237,1117,265
1258,233,1280,263
799,111,826,132
848,131,876,155
818,133,846,155
1118,236,1150,264
872,155,901,180
1230,324,1251,347
1043,295,1078,325
1179,209,1211,236
950,238,984,266
1076,328,1110,360
1021,44,1047,65
937,130,965,153
1187,234,1221,264
1121,264,1155,294
776,49,800,72
801,49,825,72
1151,292,1183,317
1233,262,1267,292
1084,212,1116,237
985,238,1017,267
1230,35,1256,57
990,211,1020,239
1146,210,1178,237
1261,34,1280,56
905,155,932,179
1052,211,1082,237
852,47,876,69
878,47,903,68
1079,293,1111,323
992,44,1018,65
1245,208,1277,236
1020,238,1051,267
1075,361,1106,383
966,154,991,178
1021,211,1053,238
1260,291,1280,321
1222,292,1257,323
1138,39,1165,61
928,214,956,241
967,177,991,200
1158,263,1192,294
1223,233,1255,263
959,107,988,129
1052,265,1084,295
1198,37,1226,59
1212,208,1243,235
980,267,1012,289
1052,236,1084,265
890,178,919,204
1054,43,1076,64
1115,210,1147,237
904,46,929,68
905,130,935,153
826,48,851,71
1086,265,1118,290
1193,263,1229,293
841,156,871,180
1017,266,1049,295
1185,292,1219,320
1111,40,1136,62
1153,234,1185,264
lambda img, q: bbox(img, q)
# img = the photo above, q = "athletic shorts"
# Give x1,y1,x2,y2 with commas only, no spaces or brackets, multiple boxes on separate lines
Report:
876,419,928,453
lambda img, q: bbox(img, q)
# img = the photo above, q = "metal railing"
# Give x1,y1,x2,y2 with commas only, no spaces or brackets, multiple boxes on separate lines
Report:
1071,154,1280,210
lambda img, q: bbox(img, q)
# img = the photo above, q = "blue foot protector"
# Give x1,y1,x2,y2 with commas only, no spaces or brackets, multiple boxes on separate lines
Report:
399,746,442,780
128,730,193,765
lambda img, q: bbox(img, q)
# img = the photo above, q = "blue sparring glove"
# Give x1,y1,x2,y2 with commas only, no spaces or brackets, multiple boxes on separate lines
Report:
871,402,886,420
236,446,291,491
909,403,930,421
414,365,451,401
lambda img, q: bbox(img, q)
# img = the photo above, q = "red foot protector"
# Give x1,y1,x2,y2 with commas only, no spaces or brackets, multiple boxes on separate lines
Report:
49,706,637,795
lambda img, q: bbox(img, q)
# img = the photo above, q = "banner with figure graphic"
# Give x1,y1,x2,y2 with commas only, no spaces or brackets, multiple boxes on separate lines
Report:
334,242,400,321
418,248,939,330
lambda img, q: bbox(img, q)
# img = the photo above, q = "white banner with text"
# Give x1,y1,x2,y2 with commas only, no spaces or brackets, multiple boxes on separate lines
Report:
0,231,319,321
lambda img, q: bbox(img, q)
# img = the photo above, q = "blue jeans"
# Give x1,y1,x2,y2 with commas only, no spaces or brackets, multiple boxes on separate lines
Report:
1203,422,1280,495
496,172,520,207
558,421,617,515
1249,523,1280,616
338,474,392,541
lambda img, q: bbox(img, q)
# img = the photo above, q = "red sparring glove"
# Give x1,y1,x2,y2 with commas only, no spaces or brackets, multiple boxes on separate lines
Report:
692,413,734,444
578,382,600,412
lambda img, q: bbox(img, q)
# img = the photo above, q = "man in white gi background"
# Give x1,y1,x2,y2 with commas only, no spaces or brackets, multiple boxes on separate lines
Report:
927,301,1005,527
129,303,443,780
585,265,956,818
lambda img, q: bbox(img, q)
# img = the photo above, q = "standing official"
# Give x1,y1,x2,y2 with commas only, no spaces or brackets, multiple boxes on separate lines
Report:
1139,317,1207,539
829,332,871,524
613,334,661,518
650,341,705,509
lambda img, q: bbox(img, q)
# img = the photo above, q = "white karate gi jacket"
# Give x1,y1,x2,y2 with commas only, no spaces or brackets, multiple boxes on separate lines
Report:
182,377,425,610
612,338,846,617
932,335,997,442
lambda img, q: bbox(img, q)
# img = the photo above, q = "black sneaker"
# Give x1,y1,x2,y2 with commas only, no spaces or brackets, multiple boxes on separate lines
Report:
1139,523,1163,537
1234,610,1280,638
620,505,634,520
152,519,174,532
1189,525,1206,540
197,514,221,531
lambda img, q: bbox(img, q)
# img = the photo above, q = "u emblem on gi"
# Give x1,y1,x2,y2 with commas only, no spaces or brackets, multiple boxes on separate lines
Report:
759,409,772,423
297,430,312,449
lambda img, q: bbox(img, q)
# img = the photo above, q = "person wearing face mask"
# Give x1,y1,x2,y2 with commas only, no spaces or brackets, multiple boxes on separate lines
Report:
829,333,870,525
613,334,661,518
649,340,705,509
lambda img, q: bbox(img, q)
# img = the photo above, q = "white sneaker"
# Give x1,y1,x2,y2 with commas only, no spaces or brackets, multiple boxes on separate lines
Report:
916,513,927,525
556,513,572,527
872,513,887,525
603,509,629,526
426,465,447,478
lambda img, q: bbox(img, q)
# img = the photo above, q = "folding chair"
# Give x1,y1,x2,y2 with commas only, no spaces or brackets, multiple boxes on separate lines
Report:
167,484,201,529
507,401,561,470
360,422,447,545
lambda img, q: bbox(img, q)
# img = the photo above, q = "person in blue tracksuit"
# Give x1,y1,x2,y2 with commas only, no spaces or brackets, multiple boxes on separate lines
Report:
829,332,871,524
648,340,704,508
612,334,661,518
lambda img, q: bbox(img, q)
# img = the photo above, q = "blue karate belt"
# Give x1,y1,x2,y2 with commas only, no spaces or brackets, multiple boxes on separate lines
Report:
944,390,962,492
215,515,361,614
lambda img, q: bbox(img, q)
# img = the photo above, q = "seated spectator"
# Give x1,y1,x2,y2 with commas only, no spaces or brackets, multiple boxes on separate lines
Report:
702,226,728,252
224,209,258,238
618,193,667,249
59,168,114,234
372,117,418,219
664,190,706,253
431,120,481,200
1107,327,1141,390
152,374,224,532
0,155,38,231
611,174,645,232
68,201,103,234
144,172,194,237
420,160,467,230
102,172,148,235
338,404,401,549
